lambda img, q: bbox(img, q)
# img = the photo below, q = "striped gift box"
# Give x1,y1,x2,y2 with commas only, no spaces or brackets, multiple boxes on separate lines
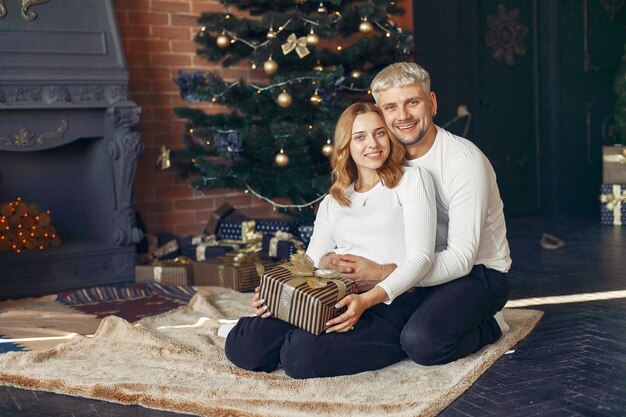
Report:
135,264,193,286
193,255,278,291
259,265,355,335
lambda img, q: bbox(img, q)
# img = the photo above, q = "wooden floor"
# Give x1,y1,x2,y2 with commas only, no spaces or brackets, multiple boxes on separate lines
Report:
1,215,625,417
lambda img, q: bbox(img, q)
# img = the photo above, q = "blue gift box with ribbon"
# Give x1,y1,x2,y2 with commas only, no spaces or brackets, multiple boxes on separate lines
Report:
600,184,626,225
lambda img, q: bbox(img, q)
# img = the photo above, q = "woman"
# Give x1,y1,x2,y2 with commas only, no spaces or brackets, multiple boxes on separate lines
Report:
225,102,437,378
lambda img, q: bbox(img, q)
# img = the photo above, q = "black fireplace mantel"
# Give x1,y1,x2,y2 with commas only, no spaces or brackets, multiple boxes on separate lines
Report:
0,0,142,299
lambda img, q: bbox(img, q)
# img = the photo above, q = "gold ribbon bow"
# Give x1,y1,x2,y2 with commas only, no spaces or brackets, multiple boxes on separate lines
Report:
274,253,345,323
281,33,310,58
138,234,180,265
600,185,626,225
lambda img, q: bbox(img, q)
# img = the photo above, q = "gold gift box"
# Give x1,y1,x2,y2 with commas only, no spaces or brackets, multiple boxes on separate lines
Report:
259,264,356,335
602,145,626,184
193,253,278,292
135,264,193,286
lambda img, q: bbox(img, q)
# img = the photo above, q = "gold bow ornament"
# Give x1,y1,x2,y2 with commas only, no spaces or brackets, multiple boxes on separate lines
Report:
268,230,304,258
281,33,310,58
600,185,626,225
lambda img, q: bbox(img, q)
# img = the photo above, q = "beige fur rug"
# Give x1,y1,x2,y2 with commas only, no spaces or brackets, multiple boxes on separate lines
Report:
0,287,542,417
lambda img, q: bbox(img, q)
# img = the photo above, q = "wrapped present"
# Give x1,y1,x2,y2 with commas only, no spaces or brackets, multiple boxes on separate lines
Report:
600,184,626,225
218,218,303,241
259,253,355,335
205,202,248,235
218,219,264,242
296,224,314,249
180,234,236,261
136,233,180,265
262,231,303,260
193,252,278,291
135,257,193,285
602,145,626,184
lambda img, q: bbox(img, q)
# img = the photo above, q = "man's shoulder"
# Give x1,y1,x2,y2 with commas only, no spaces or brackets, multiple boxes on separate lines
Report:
436,126,482,156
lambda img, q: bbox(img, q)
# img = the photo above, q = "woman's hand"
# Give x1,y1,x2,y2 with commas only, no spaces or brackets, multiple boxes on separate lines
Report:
319,252,353,273
324,293,368,333
325,286,389,333
251,286,272,318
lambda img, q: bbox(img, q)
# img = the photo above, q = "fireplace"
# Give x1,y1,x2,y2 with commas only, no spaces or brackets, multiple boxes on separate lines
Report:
0,0,142,299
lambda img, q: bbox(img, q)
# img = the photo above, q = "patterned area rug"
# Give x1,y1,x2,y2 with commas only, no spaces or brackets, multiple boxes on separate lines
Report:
0,285,543,417
0,283,195,352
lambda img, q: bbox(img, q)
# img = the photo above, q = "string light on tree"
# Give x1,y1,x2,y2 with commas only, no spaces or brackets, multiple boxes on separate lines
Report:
275,147,290,167
350,69,363,79
317,2,327,13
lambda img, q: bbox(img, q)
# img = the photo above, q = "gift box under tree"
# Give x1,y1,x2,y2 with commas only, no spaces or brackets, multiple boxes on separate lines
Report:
259,253,355,335
193,252,278,291
218,218,303,241
180,234,236,261
600,184,626,225
262,231,303,260
135,258,193,285
296,224,314,249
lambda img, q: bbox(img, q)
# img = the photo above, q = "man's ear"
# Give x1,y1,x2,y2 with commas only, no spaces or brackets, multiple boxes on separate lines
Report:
429,91,438,117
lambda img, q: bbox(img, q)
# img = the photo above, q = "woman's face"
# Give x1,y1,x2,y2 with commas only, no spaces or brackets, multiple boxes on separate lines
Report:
349,112,391,173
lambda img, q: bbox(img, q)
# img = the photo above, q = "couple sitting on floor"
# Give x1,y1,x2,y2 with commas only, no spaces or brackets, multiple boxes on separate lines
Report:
224,62,512,379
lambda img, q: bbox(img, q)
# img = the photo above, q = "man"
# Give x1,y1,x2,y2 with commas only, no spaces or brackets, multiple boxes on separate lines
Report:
322,62,511,365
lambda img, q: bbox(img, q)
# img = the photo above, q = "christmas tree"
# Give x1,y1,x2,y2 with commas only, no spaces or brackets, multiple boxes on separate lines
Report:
172,0,413,214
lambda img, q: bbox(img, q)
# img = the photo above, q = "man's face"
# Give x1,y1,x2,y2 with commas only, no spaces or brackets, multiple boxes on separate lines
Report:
377,84,437,147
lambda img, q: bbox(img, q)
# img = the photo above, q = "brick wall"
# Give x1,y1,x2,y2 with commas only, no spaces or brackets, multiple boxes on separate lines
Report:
114,0,413,237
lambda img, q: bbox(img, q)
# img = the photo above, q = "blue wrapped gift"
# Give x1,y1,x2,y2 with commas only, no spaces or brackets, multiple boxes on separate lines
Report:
262,231,303,260
600,184,626,225
218,218,304,241
296,224,314,249
180,235,235,261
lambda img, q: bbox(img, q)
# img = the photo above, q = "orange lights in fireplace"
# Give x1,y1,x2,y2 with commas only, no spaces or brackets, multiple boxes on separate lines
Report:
0,197,61,253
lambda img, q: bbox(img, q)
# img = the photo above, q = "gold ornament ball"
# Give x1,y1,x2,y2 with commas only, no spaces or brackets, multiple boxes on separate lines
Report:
277,90,293,108
275,151,290,167
216,33,231,48
321,142,333,157
359,19,374,33
310,92,323,106
350,69,363,79
306,32,320,46
263,58,279,75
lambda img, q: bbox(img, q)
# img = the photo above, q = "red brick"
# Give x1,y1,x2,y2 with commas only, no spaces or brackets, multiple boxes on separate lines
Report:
152,1,191,13
152,53,192,66
153,107,177,120
194,209,214,223
136,200,175,213
133,92,173,106
213,194,253,208
173,223,205,237
175,197,215,211
131,67,172,80
129,79,152,93
156,186,195,199
119,25,151,38
155,26,193,41
153,79,179,93
127,53,152,68
128,11,169,26
171,40,197,53
127,39,170,53
171,13,201,27
153,211,195,226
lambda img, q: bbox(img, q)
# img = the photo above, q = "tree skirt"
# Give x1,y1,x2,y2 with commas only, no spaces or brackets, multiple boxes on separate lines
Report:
0,287,542,417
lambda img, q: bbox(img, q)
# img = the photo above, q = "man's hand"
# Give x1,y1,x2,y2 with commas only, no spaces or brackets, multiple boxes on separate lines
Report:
335,254,396,282
251,286,272,318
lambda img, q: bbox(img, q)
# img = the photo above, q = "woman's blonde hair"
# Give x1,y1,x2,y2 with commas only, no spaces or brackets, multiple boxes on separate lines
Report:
329,102,406,207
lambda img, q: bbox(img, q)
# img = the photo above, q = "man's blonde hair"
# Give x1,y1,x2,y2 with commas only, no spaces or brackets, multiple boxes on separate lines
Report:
370,62,431,102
